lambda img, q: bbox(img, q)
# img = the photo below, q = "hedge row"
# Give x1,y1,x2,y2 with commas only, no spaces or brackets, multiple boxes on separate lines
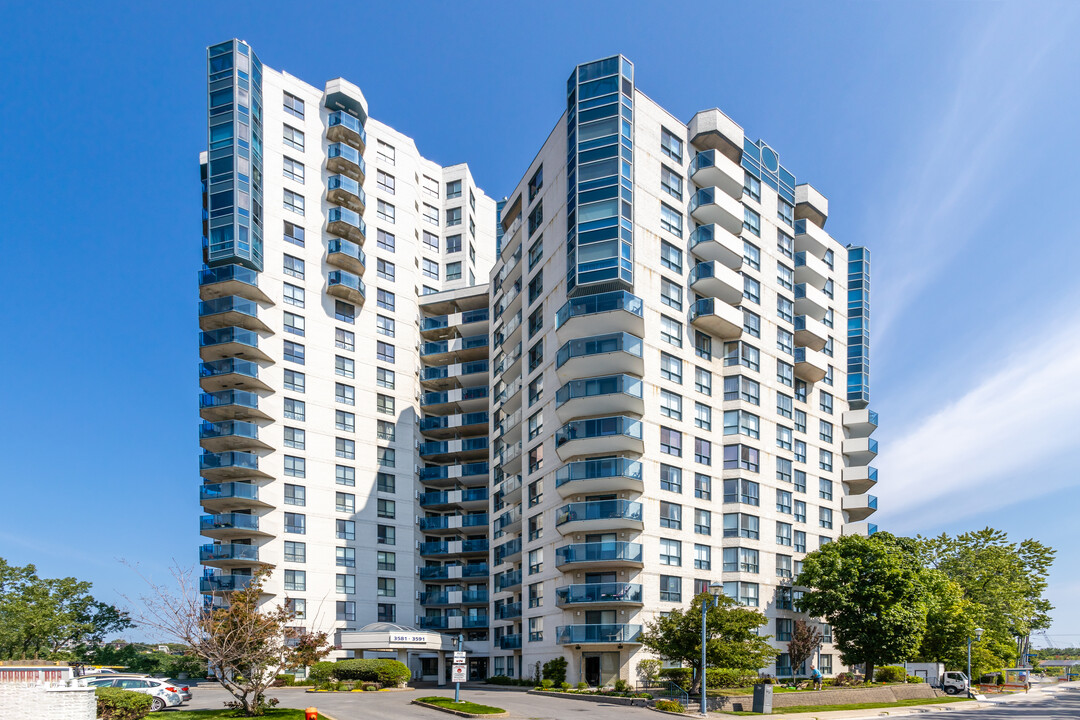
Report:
656,667,759,689
309,658,411,686
95,687,152,720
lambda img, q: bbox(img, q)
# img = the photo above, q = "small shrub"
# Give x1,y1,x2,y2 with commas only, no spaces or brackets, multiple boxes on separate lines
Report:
95,687,152,720
706,668,757,689
333,658,410,687
363,684,378,691
225,694,278,712
614,678,629,692
637,658,662,687
658,667,693,688
995,674,1005,686
559,681,570,690
486,675,512,685
906,675,923,683
655,699,685,713
875,666,906,683
543,656,568,684
833,671,858,686
309,661,335,684
577,681,588,690
540,679,554,689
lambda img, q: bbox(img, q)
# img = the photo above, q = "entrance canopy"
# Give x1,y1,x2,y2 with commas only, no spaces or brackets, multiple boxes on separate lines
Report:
340,623,462,653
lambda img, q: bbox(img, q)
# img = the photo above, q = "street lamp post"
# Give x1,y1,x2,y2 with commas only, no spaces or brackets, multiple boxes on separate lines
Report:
967,627,983,696
700,582,724,716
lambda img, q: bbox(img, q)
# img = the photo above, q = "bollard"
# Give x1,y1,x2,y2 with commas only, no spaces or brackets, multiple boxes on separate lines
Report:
305,707,318,720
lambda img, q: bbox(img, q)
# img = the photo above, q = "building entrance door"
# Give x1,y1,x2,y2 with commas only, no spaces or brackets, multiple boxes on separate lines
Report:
584,655,601,686
469,657,487,681
583,652,620,687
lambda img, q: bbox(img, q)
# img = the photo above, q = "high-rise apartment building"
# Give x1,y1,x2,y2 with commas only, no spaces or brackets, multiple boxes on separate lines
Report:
197,42,878,686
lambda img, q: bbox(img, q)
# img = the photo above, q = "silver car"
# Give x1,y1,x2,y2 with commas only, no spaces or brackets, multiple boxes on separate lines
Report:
83,676,183,711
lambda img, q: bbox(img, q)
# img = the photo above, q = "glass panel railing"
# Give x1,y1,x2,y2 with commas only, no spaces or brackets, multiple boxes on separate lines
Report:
688,224,718,252
555,374,643,407
555,583,643,605
200,451,259,473
462,616,489,629
200,482,259,503
328,270,366,298
555,624,642,644
200,327,259,349
199,358,260,380
555,541,643,566
418,616,449,630
422,335,489,356
689,297,722,321
200,390,260,411
555,458,642,487
556,332,642,368
199,421,259,442
327,142,365,173
418,411,489,431
199,264,259,289
199,513,259,531
328,110,366,145
199,296,259,319
688,187,717,214
556,290,643,329
497,602,522,619
421,387,489,407
493,538,522,564
199,544,259,562
554,416,643,448
497,569,522,590
691,148,717,174
462,590,488,604
418,462,489,481
868,523,878,535
868,410,879,426
328,238,366,266
327,174,366,205
556,499,643,526
421,360,489,382
498,634,521,649
200,574,254,592
794,218,808,235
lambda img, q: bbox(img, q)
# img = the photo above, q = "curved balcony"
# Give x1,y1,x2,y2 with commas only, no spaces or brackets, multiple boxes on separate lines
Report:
327,238,366,276
556,332,644,381
842,409,879,438
493,340,522,380
555,458,643,497
794,347,829,383
199,512,269,540
200,482,271,512
199,327,272,364
418,538,489,558
842,437,879,466
421,386,489,414
496,568,522,592
554,416,644,461
794,251,830,289
688,187,743,235
555,541,643,570
419,563,489,581
199,420,272,453
418,411,489,439
499,634,522,650
688,224,742,268
495,441,522,475
842,493,878,522
326,206,366,245
842,465,878,495
688,261,743,305
418,513,489,534
555,583,643,608
421,335,489,363
495,474,522,506
199,390,271,423
794,314,828,352
794,283,829,321
421,360,489,391
199,358,272,393
497,601,522,620
327,110,366,151
327,141,365,182
555,500,643,535
199,451,271,481
843,521,878,537
688,297,743,340
555,291,644,340
327,174,366,214
555,624,642,646
199,264,272,304
327,269,366,305
690,148,743,198
555,374,644,423
493,538,522,565
200,543,261,568
419,436,489,462
418,462,489,488
794,218,831,258
200,574,255,593
198,296,272,333
421,308,490,340
495,506,521,534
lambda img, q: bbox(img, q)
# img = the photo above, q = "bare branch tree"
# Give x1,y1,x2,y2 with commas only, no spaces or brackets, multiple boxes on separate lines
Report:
788,620,823,684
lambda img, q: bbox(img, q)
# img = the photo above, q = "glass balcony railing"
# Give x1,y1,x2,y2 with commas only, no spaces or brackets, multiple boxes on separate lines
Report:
688,297,738,324
462,615,489,629
419,437,489,456
200,575,253,593
199,421,259,443
422,360,489,382
200,390,260,413
688,187,719,214
868,410,880,426
868,495,878,510
497,602,522,620
200,482,259,504
497,568,522,590
555,541,643,567
868,523,879,535
327,206,366,236
199,264,259,290
493,538,522,565
419,539,489,555
418,462,489,481
554,416,643,448
418,514,489,531
462,590,488,604
421,335,489,357
418,488,489,506
795,218,808,235
555,583,643,605
555,624,642,644
556,332,642,369
556,290,643,329
328,110,366,146
200,513,259,531
690,148,720,175
199,358,260,382
419,592,451,605
421,386,489,407
328,270,366,298
200,451,259,474
556,500,643,527
199,296,259,320
418,411,488,432
498,633,521,650
327,142,366,175
199,327,259,351
555,374,643,407
495,507,520,532
555,458,642,487
328,238,366,267
418,616,448,630
418,563,489,580
422,308,490,332
327,174,366,206
199,543,259,562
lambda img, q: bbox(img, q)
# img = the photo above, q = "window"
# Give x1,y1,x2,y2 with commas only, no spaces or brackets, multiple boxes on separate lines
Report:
377,603,395,622
527,444,544,474
376,341,395,364
528,548,543,575
819,478,834,500
527,410,543,441
795,380,808,403
446,234,462,253
377,229,395,252
794,409,807,434
743,309,761,338
695,437,712,465
776,393,794,420
661,127,683,162
660,427,682,457
660,389,682,420
723,445,760,472
284,483,306,505
377,200,395,223
660,277,683,310
723,410,760,439
724,341,759,371
377,447,395,468
777,263,794,291
283,312,304,337
446,179,462,199
723,513,760,539
282,124,304,151
336,438,355,460
283,189,304,215
777,489,793,515
446,261,462,281
284,512,306,535
284,455,305,478
374,577,395,598
376,170,395,194
820,507,834,529
660,315,683,347
819,655,833,674
336,574,356,594
284,541,305,563
336,519,355,540
776,617,793,641
777,296,794,323
528,236,544,269
377,524,395,545
743,241,761,270
743,172,761,201
332,327,354,352
723,478,760,506
376,420,395,441
283,398,305,421
282,156,304,183
528,479,542,508
743,274,760,304
776,521,793,546
695,509,711,536
334,383,355,406
329,356,353,381
335,546,355,568
376,368,395,389
283,283,305,308
660,538,682,566
695,331,712,359
695,402,712,431
824,364,834,387
527,616,543,643
660,464,682,493
660,240,682,273
794,440,807,464
820,391,834,414
660,501,682,530
720,547,758,574
742,206,760,236
695,367,712,395
528,581,543,608
820,420,833,443
777,425,793,451
658,352,682,384
333,300,355,325
778,198,794,226
777,360,794,387
661,165,683,200
660,203,683,237
284,220,304,247
283,427,305,450
794,500,806,523
284,569,306,592
528,271,544,305
777,458,793,484
820,449,833,472
376,140,395,165
528,513,543,542
283,369,305,393
377,289,395,311
659,574,682,602
777,230,794,258
377,394,395,415
528,376,543,406
337,465,355,487
794,530,807,553
446,207,462,227
282,90,304,119
695,473,712,500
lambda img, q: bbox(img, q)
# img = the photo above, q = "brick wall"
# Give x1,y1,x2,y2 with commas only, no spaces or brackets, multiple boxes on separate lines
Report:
0,683,95,720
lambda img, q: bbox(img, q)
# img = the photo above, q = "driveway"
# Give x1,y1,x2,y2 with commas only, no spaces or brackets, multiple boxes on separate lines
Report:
174,684,653,720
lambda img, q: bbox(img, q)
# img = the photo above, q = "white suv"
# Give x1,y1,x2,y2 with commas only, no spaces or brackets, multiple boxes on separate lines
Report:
83,676,183,711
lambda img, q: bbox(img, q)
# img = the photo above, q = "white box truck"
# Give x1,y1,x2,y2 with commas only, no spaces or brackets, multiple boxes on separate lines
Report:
904,663,969,694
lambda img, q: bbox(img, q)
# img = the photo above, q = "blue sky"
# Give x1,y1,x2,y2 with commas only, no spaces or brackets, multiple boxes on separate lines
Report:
1,1,1077,646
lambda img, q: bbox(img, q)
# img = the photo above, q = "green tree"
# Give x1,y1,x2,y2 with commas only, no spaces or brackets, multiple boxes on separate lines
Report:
0,558,131,659
914,570,975,670
795,532,927,682
639,592,776,693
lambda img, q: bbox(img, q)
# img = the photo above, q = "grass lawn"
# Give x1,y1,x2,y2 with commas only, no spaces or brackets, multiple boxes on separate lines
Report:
719,696,973,715
415,695,506,714
162,710,331,719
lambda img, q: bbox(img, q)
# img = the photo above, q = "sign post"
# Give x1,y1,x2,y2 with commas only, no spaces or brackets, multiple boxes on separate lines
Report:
453,634,465,703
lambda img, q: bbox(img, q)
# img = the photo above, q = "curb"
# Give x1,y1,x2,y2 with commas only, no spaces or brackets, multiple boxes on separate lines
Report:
411,698,510,717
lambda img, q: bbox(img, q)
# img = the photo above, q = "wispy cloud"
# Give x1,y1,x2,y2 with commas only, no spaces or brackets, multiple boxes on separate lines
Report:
871,3,1079,345
875,310,1080,530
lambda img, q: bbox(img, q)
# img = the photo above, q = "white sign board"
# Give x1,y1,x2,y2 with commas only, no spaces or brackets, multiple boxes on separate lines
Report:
388,633,427,644
452,664,467,683
453,651,467,662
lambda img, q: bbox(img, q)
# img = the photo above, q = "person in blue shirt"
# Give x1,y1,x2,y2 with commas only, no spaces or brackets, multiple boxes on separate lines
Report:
810,665,823,690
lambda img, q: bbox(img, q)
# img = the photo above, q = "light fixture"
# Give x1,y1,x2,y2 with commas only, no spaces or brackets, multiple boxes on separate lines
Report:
575,645,581,650
975,627,984,641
